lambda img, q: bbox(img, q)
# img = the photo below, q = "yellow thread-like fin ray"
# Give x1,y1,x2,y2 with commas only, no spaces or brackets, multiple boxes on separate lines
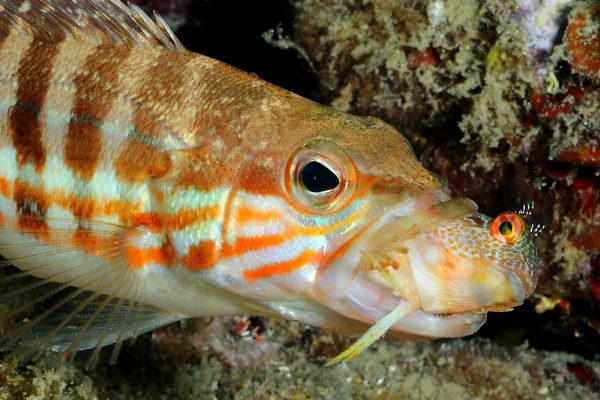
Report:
327,302,415,366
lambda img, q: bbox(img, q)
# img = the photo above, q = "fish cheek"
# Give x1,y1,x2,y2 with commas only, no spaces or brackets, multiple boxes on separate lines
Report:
237,155,283,196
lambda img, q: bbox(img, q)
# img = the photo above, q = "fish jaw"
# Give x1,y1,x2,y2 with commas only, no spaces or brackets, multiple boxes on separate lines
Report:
356,207,538,318
298,190,492,339
302,254,488,339
301,192,540,339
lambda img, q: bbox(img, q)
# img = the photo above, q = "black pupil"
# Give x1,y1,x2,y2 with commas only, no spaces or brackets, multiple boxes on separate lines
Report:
300,161,340,193
499,221,513,235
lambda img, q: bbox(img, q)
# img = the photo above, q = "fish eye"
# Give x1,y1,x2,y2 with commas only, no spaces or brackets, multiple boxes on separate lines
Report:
286,139,356,214
300,161,340,193
490,212,525,244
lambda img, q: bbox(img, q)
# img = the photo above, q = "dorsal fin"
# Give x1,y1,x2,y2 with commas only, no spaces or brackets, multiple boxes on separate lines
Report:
0,0,184,50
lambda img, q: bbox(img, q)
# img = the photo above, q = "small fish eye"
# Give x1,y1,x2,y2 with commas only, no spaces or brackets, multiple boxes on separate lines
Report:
300,161,340,193
490,212,525,244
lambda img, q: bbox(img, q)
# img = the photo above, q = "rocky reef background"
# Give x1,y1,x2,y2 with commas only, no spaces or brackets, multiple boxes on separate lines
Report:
1,0,599,398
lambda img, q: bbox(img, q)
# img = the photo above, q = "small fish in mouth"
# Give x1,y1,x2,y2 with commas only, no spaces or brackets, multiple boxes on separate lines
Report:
0,0,540,366
323,196,540,364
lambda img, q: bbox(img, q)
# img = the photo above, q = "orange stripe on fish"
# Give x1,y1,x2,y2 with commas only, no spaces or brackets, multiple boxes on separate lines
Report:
10,40,60,172
0,177,10,197
181,240,217,270
221,234,289,258
235,206,282,224
65,45,131,180
243,249,318,281
166,205,221,231
126,245,175,270
9,180,138,224
126,247,154,269
132,212,163,232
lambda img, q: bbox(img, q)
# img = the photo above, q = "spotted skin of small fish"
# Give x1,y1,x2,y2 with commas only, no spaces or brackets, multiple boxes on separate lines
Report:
0,0,540,364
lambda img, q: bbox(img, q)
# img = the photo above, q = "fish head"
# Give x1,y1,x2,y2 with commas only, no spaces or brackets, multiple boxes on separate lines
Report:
176,94,540,340
250,106,541,339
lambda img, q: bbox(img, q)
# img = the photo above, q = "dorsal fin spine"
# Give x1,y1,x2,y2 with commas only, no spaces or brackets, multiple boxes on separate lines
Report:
0,0,185,50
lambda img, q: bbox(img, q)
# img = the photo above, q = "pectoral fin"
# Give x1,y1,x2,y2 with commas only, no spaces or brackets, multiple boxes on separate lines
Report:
0,215,180,367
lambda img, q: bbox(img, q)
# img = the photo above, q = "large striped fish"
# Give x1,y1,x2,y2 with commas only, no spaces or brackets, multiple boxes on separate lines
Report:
0,0,540,365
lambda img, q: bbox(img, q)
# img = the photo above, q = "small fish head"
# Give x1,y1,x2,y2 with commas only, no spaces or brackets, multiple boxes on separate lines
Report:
304,199,541,340
398,211,541,315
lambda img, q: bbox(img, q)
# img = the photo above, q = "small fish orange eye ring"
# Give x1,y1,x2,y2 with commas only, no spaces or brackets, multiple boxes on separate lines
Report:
490,212,526,244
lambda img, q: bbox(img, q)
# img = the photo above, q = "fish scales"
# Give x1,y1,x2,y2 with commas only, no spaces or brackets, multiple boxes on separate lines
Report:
0,0,540,364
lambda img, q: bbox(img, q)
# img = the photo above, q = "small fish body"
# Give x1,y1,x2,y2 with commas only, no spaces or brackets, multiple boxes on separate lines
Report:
0,0,540,364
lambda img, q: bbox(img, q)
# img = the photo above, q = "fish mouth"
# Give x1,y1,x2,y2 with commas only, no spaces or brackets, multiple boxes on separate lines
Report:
340,275,488,338
310,267,488,339
315,191,487,338
334,193,535,335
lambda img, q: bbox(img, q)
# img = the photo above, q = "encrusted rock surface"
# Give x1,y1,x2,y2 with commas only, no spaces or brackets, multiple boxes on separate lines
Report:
2,319,599,399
